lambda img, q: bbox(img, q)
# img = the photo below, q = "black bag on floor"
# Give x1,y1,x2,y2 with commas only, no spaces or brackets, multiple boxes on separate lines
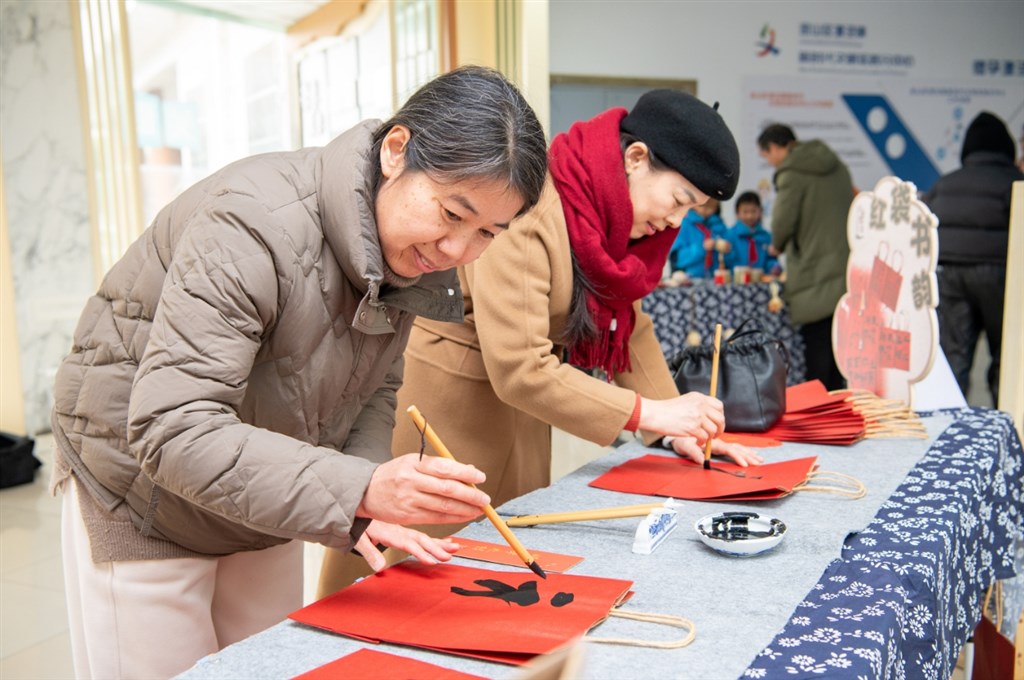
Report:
668,319,789,433
0,432,41,489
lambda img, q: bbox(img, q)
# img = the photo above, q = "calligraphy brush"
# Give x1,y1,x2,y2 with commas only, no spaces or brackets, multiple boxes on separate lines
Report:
506,500,679,526
406,405,547,579
704,323,723,470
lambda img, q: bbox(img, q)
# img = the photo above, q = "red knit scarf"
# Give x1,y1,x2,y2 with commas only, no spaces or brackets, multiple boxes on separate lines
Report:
548,108,677,378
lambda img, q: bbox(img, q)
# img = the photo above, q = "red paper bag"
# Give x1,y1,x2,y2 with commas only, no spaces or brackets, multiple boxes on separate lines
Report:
765,382,866,444
294,649,487,680
972,582,1017,680
720,432,782,448
588,454,818,501
972,615,1015,680
451,537,583,573
290,562,632,665
784,380,843,412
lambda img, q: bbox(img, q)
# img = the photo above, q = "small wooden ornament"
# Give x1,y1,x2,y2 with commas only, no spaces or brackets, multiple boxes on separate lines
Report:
767,281,785,313
685,289,700,346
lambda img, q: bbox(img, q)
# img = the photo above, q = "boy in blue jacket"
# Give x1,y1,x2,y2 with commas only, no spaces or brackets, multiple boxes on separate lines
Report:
726,192,780,275
669,198,729,278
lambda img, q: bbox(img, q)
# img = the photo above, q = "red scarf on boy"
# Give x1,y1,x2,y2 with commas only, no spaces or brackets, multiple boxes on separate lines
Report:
548,108,677,377
695,221,714,271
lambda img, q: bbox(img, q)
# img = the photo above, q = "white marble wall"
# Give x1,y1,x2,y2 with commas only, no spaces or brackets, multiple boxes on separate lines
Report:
1,1,95,435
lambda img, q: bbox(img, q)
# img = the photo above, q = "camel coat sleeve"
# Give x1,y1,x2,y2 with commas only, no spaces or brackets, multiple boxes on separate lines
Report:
617,299,682,446
466,179,679,447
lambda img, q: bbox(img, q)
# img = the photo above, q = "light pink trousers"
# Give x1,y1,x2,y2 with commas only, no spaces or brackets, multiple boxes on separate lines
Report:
60,481,303,679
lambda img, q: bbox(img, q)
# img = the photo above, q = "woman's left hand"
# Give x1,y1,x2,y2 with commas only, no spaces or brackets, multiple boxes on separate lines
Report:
667,436,764,467
354,520,461,572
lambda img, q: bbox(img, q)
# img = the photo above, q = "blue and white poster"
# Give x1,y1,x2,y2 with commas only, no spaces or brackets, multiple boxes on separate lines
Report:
741,75,1023,223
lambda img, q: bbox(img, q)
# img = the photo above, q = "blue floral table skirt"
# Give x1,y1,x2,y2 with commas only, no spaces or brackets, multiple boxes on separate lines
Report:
744,408,1024,679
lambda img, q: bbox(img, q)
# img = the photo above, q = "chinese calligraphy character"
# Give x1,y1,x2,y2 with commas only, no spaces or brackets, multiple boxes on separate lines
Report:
870,197,887,230
890,184,911,223
910,215,932,257
911,270,932,309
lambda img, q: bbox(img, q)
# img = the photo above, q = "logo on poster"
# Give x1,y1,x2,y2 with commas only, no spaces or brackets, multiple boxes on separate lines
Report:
756,24,780,57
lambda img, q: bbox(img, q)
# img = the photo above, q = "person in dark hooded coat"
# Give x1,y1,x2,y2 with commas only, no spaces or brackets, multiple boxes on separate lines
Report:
924,110,1023,405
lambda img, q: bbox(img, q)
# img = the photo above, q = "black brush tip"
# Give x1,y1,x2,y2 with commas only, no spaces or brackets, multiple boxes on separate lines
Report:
704,459,711,470
528,560,548,579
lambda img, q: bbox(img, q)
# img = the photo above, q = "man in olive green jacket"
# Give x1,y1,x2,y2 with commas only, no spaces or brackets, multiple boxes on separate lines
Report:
758,124,854,390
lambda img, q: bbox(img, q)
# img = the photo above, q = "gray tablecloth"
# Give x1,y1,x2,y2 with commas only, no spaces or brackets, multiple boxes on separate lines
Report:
178,416,952,680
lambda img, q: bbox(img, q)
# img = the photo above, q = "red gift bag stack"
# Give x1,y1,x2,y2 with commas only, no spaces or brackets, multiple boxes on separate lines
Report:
745,380,926,445
759,380,867,445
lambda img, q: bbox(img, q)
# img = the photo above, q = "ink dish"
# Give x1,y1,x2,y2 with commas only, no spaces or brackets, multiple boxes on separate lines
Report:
694,511,786,557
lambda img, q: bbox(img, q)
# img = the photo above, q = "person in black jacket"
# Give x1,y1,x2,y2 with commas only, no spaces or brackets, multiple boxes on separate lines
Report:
924,111,1023,406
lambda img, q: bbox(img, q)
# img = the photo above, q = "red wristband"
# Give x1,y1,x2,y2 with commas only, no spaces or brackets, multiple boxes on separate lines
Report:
624,393,642,432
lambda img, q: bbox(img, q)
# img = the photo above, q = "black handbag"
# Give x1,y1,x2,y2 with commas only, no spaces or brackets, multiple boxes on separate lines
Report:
0,432,41,489
668,319,789,433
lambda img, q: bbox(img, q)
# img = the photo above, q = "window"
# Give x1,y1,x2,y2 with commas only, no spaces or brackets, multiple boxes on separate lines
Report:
393,0,440,104
126,1,292,225
297,0,442,147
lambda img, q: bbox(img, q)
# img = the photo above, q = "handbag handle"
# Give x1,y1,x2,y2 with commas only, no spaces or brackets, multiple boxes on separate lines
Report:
727,317,767,342
585,609,696,649
725,318,791,370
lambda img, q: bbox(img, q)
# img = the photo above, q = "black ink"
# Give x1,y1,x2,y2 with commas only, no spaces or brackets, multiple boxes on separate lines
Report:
450,579,539,606
550,592,574,607
707,513,786,541
703,464,763,480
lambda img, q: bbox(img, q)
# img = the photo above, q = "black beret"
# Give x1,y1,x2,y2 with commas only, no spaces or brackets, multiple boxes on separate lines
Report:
621,89,740,200
961,111,1015,163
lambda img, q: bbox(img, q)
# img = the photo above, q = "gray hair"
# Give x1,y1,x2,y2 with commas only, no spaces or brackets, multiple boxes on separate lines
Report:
369,65,548,216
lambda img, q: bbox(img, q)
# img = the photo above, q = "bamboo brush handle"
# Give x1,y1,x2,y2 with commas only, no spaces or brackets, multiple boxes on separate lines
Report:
406,406,538,569
506,503,666,526
703,323,724,465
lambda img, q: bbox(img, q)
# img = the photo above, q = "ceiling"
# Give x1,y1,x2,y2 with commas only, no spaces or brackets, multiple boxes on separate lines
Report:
144,0,334,32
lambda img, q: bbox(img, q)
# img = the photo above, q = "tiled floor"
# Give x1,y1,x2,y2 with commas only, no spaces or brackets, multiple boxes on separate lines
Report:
0,433,75,679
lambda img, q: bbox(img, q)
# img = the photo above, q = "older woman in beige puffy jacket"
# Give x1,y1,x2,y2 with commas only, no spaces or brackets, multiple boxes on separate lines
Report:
51,66,547,679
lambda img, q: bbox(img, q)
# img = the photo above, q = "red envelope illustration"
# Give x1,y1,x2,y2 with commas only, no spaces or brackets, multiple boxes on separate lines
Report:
878,325,911,371
835,287,884,393
868,242,903,310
